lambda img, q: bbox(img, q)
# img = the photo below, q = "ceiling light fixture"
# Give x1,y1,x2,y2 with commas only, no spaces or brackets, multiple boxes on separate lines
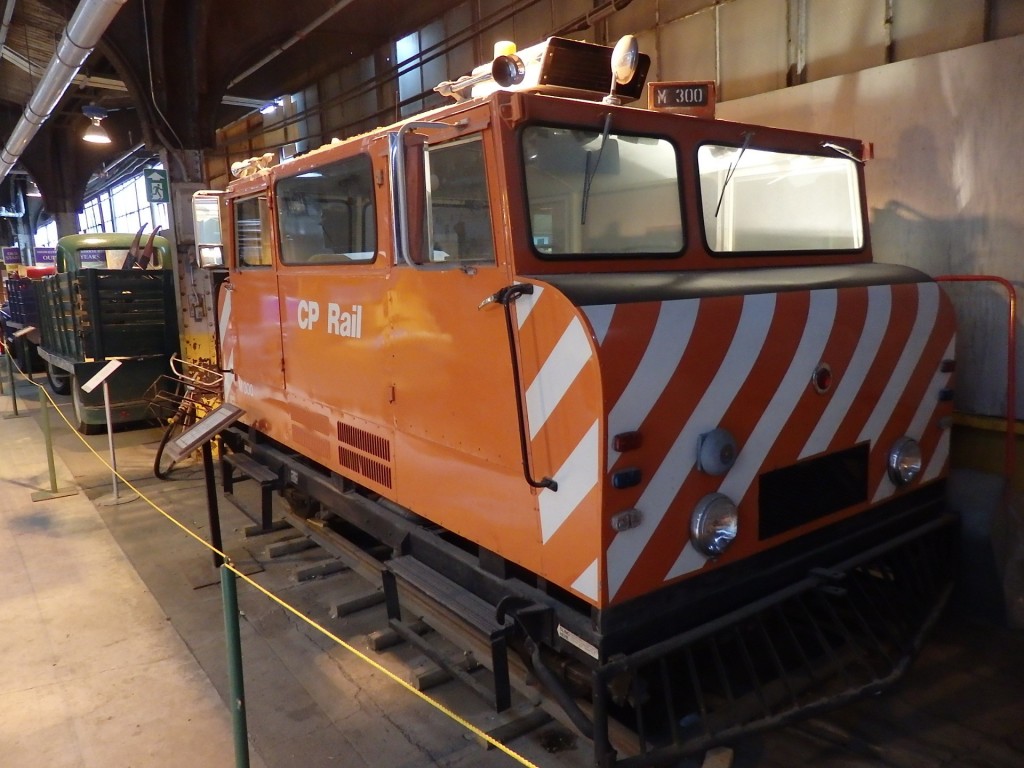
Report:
82,104,111,144
259,98,284,115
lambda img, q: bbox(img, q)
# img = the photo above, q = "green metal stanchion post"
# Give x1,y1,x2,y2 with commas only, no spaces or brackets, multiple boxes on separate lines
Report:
6,349,19,417
220,565,250,768
31,387,76,501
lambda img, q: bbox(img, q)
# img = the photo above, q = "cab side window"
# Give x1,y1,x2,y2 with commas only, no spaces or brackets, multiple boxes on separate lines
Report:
235,196,273,267
422,136,495,265
276,154,377,265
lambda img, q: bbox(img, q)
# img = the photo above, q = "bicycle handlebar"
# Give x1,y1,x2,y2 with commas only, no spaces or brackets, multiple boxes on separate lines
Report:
169,354,224,388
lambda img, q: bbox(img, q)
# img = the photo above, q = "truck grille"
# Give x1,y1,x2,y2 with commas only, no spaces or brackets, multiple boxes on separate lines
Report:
758,444,869,540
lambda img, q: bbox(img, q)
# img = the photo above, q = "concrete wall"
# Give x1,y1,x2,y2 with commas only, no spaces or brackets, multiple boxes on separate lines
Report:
717,34,1024,420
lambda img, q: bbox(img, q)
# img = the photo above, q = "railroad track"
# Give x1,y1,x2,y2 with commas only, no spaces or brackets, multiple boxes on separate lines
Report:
216,477,598,768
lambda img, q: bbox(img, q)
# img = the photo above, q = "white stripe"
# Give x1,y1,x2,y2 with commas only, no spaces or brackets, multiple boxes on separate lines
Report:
801,285,891,459
907,337,955,439
666,290,837,582
606,300,700,470
872,336,955,502
857,282,939,445
525,317,592,440
582,304,615,347
539,421,600,542
571,558,600,601
922,428,950,482
718,289,838,504
515,283,544,329
664,542,705,582
606,293,776,599
219,290,235,401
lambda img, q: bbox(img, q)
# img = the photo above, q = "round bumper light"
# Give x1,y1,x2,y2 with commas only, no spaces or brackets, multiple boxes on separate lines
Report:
690,493,739,557
887,436,923,486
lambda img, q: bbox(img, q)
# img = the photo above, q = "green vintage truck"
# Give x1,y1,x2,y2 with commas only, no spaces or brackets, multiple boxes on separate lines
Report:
9,232,179,433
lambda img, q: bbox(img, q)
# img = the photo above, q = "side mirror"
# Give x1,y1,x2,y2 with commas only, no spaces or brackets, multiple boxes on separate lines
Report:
192,190,225,268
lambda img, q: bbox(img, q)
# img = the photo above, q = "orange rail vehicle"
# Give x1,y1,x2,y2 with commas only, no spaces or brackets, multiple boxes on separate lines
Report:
200,36,957,766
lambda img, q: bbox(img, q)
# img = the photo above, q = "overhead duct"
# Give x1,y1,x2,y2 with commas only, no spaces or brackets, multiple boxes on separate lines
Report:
0,0,129,185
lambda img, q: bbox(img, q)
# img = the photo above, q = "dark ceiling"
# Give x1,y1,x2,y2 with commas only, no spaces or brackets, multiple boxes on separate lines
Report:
0,0,466,213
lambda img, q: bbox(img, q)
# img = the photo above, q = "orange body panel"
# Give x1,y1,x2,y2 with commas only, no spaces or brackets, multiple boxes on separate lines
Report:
216,90,955,612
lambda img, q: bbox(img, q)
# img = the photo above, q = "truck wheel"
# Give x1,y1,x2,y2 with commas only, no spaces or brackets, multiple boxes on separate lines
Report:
45,362,72,395
70,376,103,435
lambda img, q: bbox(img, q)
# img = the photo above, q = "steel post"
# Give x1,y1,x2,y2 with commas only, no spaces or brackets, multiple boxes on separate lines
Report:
220,565,250,768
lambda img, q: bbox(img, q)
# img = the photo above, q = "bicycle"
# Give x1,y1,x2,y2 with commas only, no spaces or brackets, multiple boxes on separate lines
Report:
152,355,224,479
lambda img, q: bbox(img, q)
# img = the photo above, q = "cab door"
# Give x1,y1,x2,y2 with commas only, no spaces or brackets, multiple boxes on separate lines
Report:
387,127,528,547
218,190,288,437
273,146,394,471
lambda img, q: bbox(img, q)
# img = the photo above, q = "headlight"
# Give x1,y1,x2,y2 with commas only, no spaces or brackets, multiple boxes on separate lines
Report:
887,436,922,486
690,493,738,557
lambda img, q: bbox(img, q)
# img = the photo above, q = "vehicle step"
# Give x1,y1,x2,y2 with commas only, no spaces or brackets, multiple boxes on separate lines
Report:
386,555,508,636
223,451,279,485
383,555,512,711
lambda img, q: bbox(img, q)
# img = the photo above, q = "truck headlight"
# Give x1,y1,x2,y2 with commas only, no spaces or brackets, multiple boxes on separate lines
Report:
690,493,738,557
887,436,922,486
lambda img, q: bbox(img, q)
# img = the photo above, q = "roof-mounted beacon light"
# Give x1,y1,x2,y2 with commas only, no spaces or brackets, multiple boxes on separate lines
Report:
434,36,649,104
604,35,639,105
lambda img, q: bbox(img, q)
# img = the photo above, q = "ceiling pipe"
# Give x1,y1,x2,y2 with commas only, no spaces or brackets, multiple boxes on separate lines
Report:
0,0,129,185
2,44,267,108
226,0,359,89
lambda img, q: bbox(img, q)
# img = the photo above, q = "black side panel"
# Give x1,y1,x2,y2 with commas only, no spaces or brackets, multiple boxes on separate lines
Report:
531,263,928,306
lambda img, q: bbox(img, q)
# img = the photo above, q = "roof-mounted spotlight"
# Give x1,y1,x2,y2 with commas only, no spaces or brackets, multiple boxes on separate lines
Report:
82,104,111,144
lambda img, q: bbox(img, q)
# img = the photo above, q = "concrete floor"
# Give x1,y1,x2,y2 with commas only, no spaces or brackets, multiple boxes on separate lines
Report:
1,375,593,768
0,384,266,767
2,371,1024,768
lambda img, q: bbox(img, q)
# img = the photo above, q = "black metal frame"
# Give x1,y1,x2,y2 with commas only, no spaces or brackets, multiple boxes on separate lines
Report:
221,425,956,767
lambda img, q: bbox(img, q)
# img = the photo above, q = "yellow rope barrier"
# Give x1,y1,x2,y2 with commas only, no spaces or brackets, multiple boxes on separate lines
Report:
0,344,544,767
226,562,542,768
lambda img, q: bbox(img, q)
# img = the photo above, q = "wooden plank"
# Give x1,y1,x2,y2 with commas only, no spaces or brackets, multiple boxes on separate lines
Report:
265,536,318,558
476,706,552,751
329,590,385,618
367,619,430,651
292,558,349,583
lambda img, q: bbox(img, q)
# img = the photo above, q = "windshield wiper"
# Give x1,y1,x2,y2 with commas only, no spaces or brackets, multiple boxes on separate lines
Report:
714,130,754,218
581,113,613,225
821,141,865,164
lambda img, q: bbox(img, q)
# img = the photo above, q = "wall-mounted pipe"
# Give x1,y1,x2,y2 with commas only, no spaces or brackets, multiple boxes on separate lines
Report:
935,275,1018,484
0,0,129,185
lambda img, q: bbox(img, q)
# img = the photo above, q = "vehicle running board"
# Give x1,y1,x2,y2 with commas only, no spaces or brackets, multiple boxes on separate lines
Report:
383,555,513,712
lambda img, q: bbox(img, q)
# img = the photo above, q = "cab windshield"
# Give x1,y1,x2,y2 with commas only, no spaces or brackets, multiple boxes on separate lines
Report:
522,125,683,258
698,144,864,253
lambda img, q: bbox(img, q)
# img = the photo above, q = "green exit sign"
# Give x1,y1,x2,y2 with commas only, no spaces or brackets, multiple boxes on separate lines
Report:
145,169,169,203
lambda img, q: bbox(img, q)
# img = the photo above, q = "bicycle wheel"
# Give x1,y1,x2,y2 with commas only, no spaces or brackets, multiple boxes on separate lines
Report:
154,402,196,479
